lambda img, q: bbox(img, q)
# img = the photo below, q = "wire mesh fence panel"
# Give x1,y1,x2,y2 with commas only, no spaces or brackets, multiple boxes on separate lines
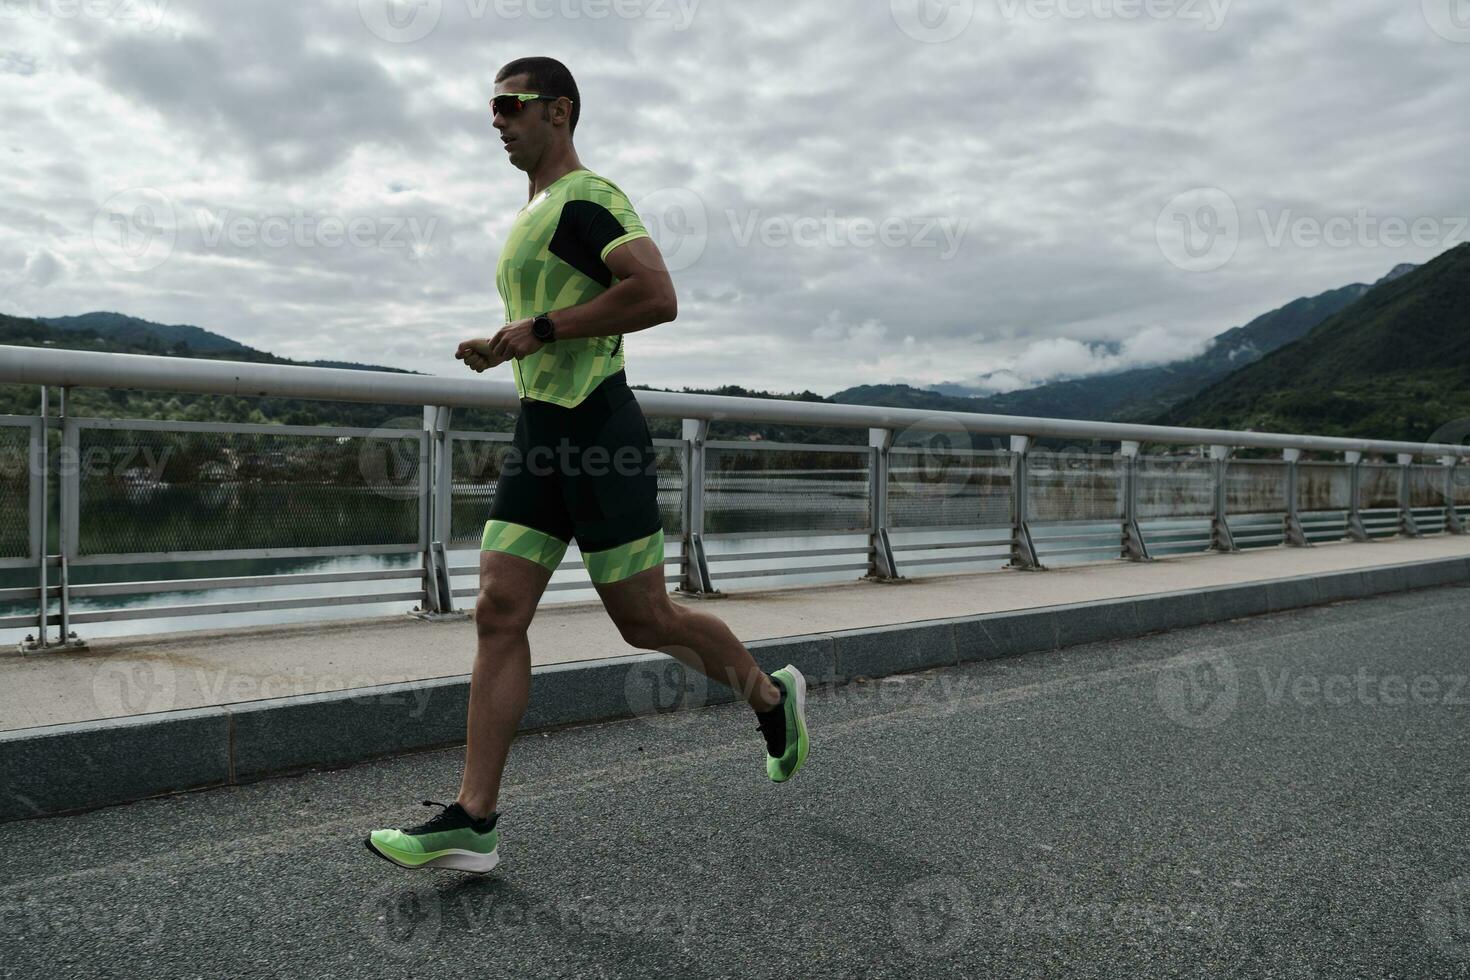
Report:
705,447,869,535
1026,454,1122,524
1360,464,1400,510
888,449,1010,529
447,435,686,549
1136,457,1214,520
1457,468,1470,507
0,423,30,560
1410,464,1448,508
1298,462,1352,513
448,434,513,549
1225,459,1287,515
75,425,423,557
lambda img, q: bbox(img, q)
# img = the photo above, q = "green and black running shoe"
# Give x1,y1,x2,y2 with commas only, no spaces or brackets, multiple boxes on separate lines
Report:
755,665,810,782
365,800,501,873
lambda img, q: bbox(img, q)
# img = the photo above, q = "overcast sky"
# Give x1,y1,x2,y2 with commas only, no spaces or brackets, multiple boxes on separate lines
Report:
2,0,1466,396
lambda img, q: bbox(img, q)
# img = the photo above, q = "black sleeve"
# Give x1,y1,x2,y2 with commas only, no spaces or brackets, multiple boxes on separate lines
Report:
548,200,632,288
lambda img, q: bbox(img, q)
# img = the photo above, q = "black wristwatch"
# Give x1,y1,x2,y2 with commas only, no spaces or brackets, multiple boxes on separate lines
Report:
532,312,556,343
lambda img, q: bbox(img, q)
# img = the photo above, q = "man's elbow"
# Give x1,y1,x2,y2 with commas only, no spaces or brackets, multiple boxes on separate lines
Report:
651,285,677,325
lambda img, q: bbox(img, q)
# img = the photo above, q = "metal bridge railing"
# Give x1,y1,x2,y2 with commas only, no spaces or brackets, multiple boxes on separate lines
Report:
2,345,1467,652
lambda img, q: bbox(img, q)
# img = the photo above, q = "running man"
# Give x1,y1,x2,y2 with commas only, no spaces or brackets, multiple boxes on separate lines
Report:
366,57,810,873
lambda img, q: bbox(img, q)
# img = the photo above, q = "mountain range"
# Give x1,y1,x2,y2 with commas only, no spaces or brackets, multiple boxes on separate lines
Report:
2,249,1465,446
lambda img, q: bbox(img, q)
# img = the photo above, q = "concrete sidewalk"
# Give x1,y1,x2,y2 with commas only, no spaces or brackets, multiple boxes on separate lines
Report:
3,534,1470,733
2,534,1469,822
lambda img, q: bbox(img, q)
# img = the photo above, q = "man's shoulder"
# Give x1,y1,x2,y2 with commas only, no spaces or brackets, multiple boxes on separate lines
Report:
562,169,636,204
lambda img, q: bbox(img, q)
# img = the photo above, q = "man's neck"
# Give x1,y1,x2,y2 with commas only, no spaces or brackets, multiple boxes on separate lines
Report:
527,147,585,200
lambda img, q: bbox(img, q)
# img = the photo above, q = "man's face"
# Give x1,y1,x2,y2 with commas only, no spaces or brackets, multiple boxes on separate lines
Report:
493,73,556,173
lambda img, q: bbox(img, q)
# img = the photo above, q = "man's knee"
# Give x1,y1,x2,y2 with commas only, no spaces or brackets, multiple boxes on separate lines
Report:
474,587,536,637
614,606,674,651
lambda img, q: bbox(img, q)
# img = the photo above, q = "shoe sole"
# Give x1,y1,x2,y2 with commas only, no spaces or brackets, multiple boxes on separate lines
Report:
770,665,809,782
363,836,501,874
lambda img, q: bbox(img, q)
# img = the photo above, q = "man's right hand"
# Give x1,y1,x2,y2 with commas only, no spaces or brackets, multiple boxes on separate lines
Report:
455,337,500,373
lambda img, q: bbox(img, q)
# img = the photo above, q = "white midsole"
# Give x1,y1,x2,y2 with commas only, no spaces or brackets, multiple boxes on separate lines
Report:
381,846,501,874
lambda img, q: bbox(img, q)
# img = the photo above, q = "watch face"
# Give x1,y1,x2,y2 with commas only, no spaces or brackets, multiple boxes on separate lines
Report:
534,316,552,340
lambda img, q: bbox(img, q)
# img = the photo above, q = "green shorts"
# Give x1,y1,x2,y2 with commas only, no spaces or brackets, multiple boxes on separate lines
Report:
482,369,665,585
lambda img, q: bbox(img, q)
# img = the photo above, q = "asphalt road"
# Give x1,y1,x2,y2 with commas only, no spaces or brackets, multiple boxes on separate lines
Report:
3,582,1470,979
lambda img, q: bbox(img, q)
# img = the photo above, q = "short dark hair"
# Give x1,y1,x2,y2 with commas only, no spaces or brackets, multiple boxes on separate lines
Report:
495,57,580,136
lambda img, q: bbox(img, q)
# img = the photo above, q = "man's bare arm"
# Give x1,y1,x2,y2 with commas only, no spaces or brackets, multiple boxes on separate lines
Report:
546,236,677,340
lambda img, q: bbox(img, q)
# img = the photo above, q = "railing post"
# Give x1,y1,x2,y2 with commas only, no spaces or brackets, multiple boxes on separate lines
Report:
1006,435,1043,570
1282,448,1311,547
19,387,49,654
674,418,720,597
411,406,457,618
1397,453,1421,538
55,388,85,649
1209,444,1238,553
864,427,904,582
1439,455,1465,535
1120,440,1151,562
1344,451,1371,542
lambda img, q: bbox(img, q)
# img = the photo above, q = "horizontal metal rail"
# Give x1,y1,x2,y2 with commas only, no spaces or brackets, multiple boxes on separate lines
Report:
4,346,1468,458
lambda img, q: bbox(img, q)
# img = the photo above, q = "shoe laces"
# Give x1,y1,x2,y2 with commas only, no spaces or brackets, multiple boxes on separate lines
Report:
404,799,462,835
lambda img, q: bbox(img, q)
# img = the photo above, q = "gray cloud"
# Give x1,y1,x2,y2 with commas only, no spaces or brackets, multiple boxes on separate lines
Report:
1,0,1466,396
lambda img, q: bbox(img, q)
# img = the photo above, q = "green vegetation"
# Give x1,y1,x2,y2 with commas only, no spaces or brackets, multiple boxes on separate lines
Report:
1155,244,1470,445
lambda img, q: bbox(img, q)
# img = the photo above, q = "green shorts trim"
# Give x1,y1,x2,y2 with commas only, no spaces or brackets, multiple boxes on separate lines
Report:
580,528,665,585
481,519,570,573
